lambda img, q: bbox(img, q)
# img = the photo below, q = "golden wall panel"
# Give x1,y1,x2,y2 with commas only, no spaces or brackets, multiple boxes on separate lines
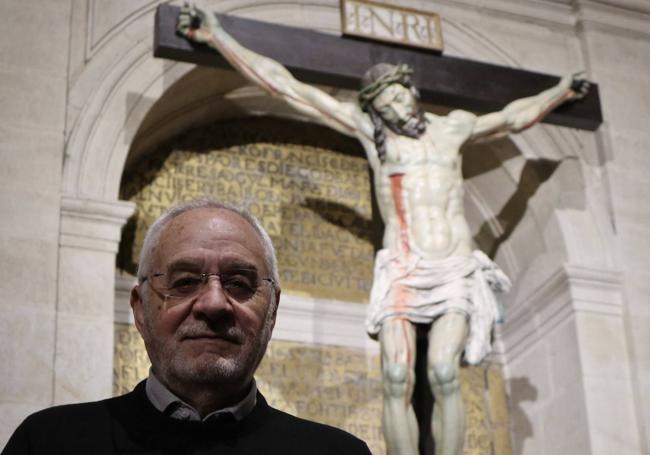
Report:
119,119,375,302
461,366,493,454
256,340,386,454
113,323,149,396
487,366,513,455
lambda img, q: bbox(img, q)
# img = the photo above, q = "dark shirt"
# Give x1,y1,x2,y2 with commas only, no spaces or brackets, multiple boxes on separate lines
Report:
2,381,372,454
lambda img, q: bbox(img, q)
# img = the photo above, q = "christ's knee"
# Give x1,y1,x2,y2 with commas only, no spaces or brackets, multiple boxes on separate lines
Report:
428,360,460,395
383,362,411,399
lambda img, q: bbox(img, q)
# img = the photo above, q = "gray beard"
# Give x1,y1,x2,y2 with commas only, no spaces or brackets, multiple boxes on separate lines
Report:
143,309,274,389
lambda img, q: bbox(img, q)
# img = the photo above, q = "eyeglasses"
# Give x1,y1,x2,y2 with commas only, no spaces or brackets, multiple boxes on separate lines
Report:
141,270,275,305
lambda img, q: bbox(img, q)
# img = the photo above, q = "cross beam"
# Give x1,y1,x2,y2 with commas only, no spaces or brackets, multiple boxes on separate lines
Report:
154,4,602,131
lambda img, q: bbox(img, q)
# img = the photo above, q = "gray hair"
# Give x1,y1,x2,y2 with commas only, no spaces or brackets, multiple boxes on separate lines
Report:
137,198,280,292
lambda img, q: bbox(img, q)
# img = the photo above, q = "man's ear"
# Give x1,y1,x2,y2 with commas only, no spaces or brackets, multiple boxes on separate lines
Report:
130,284,146,337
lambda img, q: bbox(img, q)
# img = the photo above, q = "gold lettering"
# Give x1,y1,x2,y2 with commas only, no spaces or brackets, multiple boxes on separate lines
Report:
123,129,374,301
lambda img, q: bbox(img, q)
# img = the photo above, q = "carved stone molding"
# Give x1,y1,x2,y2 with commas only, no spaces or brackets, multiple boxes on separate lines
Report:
501,263,622,363
60,197,136,253
407,0,650,39
272,294,377,352
114,271,137,324
575,0,650,38
589,0,650,15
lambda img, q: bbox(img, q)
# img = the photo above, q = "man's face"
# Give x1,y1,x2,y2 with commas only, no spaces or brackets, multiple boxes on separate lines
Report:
371,83,420,130
131,208,278,392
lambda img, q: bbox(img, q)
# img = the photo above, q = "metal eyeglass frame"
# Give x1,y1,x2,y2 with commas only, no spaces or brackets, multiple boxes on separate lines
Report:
141,272,276,303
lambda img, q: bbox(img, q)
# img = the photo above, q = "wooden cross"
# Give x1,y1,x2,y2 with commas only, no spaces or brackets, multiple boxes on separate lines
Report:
153,4,602,131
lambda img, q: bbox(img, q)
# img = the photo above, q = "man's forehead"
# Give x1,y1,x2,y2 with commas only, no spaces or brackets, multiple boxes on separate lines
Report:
153,207,266,265
165,207,250,232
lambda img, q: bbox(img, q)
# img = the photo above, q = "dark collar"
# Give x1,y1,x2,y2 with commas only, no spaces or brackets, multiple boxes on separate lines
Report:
145,371,257,422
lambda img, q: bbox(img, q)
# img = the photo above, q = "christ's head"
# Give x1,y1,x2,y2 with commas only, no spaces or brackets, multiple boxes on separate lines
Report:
359,63,427,161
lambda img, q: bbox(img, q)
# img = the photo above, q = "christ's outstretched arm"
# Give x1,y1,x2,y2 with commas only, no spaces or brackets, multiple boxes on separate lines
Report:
470,72,589,142
177,5,372,139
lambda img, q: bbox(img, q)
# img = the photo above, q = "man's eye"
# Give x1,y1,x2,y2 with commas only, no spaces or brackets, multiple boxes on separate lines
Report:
222,277,253,290
222,276,256,299
170,276,202,290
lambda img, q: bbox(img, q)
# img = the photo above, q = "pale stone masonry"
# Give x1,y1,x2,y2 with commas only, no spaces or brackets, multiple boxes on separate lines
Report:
0,1,649,454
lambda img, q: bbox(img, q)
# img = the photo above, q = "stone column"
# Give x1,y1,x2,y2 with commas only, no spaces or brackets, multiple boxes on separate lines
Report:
503,264,641,455
55,197,134,404
574,1,650,452
0,0,72,444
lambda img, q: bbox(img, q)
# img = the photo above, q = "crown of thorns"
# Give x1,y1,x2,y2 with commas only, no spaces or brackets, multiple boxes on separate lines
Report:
358,64,414,111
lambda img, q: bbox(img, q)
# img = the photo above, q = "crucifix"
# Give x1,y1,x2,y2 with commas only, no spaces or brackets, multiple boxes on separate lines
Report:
153,4,601,455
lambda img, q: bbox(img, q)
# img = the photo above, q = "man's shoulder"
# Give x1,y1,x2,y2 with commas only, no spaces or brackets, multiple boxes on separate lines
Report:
264,404,348,434
12,393,131,437
20,394,122,424
3,390,139,454
255,399,371,454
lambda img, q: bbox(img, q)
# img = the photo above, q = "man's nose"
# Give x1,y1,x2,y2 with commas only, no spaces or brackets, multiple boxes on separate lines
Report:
191,277,234,318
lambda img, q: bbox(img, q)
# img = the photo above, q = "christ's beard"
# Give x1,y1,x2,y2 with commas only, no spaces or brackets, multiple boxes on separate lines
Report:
386,110,427,138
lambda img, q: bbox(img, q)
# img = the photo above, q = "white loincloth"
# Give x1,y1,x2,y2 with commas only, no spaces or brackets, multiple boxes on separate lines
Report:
365,249,511,365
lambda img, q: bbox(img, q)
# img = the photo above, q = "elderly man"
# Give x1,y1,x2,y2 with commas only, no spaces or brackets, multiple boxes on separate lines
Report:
3,199,371,454
175,6,589,455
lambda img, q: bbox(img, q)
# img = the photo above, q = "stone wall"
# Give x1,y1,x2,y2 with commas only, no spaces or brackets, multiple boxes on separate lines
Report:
0,1,649,454
0,0,71,444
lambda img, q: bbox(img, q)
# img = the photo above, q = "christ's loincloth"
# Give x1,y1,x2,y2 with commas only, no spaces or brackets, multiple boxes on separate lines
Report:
365,249,511,364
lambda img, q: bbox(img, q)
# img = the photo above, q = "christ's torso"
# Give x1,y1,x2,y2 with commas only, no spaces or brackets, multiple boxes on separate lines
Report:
369,111,477,260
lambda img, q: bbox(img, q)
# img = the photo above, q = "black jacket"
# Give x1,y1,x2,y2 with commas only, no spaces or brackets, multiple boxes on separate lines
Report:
3,381,371,454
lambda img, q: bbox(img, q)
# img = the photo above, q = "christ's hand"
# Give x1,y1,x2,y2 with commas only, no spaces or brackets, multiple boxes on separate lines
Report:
176,4,219,45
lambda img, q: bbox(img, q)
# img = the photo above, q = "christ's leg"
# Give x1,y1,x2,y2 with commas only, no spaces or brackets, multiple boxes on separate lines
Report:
428,312,469,455
380,318,418,455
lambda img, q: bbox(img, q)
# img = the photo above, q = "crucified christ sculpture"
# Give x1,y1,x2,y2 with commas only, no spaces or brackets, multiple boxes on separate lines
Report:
176,6,589,455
